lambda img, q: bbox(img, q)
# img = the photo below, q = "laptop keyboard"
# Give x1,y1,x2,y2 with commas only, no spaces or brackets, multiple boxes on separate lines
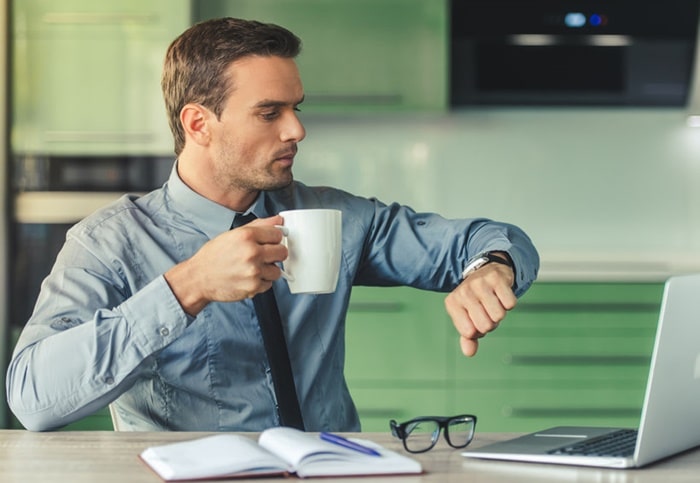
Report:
547,429,638,457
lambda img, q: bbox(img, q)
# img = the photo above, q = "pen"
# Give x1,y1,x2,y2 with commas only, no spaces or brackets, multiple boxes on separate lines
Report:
320,432,382,457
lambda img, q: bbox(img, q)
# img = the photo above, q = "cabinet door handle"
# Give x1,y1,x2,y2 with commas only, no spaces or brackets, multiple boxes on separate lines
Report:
15,192,135,223
348,302,404,313
306,93,403,106
44,131,156,144
506,355,650,366
505,407,641,418
42,13,158,25
517,302,659,313
357,408,403,418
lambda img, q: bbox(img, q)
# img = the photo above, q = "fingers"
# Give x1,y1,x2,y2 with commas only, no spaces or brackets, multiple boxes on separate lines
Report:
234,215,285,245
446,263,517,357
236,236,287,267
445,294,486,357
248,214,284,227
185,216,290,303
167,216,293,315
233,230,287,281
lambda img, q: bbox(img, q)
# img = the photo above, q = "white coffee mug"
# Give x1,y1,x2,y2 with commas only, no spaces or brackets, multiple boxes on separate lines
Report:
277,209,342,294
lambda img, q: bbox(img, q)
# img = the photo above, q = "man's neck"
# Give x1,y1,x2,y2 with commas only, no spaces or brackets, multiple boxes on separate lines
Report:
176,158,259,212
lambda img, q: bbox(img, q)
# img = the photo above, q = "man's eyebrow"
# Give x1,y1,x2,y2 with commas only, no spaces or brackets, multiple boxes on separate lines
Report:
253,96,305,109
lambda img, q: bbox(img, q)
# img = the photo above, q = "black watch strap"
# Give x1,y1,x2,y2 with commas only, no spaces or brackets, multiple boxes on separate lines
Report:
461,252,514,280
484,252,514,269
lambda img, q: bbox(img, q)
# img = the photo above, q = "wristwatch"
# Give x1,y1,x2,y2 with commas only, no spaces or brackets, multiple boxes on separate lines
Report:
461,252,514,280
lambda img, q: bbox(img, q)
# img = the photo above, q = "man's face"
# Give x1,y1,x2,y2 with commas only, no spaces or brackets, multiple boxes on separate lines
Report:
208,55,306,195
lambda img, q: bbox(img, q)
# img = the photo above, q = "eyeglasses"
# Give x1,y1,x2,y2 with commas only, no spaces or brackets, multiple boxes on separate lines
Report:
390,414,477,453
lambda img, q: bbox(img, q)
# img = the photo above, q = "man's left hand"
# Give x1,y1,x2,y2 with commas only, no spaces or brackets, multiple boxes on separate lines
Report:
444,255,517,357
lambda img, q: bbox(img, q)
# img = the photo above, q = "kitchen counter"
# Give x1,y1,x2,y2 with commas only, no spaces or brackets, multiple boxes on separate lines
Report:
537,252,700,282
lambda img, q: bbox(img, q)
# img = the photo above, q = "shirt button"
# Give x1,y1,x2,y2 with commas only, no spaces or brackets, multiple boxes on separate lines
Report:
159,327,170,337
104,377,114,385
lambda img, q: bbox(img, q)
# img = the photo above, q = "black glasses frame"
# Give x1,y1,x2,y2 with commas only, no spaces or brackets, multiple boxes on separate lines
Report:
390,414,477,453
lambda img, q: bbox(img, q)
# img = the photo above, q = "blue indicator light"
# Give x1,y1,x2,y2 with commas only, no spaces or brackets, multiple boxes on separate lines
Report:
564,12,586,28
590,14,602,27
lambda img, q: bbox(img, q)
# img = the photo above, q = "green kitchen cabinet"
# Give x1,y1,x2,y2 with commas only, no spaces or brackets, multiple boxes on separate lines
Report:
12,0,190,155
57,409,113,431
9,409,113,431
344,287,452,431
344,283,664,432
194,0,448,112
451,283,662,431
452,387,646,433
350,387,451,433
344,287,452,384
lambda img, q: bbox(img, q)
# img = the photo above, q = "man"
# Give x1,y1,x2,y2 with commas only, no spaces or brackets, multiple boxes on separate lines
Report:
6,18,539,432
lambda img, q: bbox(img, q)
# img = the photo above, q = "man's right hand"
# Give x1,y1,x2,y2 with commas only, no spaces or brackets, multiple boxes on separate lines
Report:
164,215,288,316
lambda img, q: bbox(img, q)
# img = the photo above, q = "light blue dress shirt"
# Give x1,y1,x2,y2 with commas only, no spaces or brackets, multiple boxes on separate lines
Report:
6,164,539,432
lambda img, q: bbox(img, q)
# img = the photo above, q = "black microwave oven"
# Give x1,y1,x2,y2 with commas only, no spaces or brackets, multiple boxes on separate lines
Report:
450,0,700,106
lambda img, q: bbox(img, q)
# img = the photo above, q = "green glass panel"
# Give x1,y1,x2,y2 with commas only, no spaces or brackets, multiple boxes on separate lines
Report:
13,0,190,154
195,0,448,112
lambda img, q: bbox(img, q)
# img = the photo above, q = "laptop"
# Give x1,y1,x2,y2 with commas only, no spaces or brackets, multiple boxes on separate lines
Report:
463,273,700,469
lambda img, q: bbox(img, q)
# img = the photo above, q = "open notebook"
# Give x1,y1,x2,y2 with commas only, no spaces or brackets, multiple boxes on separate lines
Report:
140,427,422,480
463,273,700,469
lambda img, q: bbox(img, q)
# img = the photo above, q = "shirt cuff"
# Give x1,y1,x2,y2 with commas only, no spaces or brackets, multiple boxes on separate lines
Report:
117,275,191,354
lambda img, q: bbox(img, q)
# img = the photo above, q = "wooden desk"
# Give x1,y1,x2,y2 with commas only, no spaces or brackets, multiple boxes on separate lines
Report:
1,430,699,482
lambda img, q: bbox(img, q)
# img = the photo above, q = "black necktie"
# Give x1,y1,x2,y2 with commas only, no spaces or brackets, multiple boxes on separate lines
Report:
232,213,305,430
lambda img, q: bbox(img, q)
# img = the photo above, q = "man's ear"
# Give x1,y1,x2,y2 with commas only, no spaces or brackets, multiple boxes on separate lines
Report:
180,103,213,146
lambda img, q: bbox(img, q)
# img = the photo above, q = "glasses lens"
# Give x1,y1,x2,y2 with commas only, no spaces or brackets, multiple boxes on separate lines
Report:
403,420,440,453
445,417,476,448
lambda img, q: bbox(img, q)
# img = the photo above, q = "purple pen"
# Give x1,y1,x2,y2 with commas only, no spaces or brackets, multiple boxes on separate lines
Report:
320,432,382,457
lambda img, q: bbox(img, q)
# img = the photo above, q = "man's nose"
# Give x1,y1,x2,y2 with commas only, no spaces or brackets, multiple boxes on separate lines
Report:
281,111,306,143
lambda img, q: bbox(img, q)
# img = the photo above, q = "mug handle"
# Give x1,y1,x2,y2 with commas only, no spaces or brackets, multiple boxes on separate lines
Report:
274,225,295,282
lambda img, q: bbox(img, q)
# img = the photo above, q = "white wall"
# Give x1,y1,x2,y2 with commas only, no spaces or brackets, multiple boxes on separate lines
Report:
295,108,700,281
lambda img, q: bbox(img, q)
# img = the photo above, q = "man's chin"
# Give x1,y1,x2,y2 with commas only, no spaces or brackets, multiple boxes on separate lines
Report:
263,174,293,192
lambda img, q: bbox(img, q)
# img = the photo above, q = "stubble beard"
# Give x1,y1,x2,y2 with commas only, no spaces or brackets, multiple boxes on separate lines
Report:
212,140,294,193
225,161,293,193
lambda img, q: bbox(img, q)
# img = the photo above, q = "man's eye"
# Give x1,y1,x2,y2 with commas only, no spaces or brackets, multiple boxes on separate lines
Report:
261,111,279,121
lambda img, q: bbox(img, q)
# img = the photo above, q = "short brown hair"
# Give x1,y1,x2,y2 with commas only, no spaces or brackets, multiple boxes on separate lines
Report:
161,17,302,155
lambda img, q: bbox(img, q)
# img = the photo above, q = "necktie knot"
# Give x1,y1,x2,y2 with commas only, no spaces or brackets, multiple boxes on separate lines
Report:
231,212,257,229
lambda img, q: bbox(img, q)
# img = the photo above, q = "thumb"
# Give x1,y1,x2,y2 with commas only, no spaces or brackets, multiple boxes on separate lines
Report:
460,336,479,357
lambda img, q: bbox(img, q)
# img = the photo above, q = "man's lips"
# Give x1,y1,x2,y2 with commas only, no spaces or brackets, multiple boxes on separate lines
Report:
273,147,297,162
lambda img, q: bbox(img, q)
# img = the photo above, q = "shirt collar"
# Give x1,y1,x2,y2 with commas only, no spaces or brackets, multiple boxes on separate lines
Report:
166,162,269,239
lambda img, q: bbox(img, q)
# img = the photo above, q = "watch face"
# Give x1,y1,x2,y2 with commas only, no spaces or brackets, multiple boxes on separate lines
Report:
462,256,489,279
462,252,514,280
